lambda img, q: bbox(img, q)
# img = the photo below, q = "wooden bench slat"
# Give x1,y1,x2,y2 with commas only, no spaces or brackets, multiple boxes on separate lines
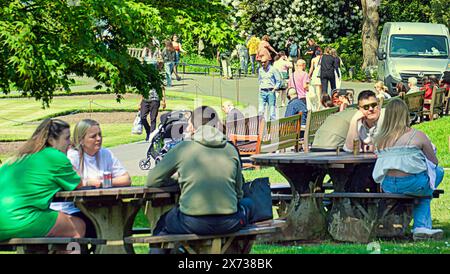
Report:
125,220,286,244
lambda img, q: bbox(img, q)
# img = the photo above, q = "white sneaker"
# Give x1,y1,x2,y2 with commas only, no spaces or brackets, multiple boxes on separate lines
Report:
412,227,444,241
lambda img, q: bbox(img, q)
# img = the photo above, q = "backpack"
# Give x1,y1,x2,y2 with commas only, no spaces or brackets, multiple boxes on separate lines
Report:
289,43,298,57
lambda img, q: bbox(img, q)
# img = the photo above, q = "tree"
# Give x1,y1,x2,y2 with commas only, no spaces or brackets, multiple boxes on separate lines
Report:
361,0,380,70
142,0,239,58
0,0,164,107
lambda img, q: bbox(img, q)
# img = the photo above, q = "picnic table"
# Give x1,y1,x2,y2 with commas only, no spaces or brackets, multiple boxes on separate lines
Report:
54,186,179,254
251,152,379,241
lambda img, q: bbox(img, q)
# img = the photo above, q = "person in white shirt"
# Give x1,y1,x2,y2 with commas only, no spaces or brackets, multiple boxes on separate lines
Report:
50,119,131,238
407,77,420,93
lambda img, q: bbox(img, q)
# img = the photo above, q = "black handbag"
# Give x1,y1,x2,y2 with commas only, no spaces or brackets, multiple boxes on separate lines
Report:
242,177,273,223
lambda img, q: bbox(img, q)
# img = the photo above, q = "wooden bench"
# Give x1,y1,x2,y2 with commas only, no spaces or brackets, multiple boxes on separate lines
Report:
423,86,446,120
259,113,302,153
229,114,302,168
301,106,340,152
403,91,425,124
0,237,106,254
124,219,286,254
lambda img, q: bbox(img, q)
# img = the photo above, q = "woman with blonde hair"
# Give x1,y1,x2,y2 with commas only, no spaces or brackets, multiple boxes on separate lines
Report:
372,98,444,241
0,119,85,241
50,119,131,237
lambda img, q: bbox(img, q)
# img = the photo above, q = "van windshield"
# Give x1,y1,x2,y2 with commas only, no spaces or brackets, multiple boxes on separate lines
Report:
389,35,449,58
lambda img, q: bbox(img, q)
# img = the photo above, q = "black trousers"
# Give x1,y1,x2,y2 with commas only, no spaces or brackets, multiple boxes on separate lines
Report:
153,198,254,236
320,74,336,95
140,100,160,139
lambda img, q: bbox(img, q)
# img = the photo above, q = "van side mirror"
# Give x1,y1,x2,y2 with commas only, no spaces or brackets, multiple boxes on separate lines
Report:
377,49,386,60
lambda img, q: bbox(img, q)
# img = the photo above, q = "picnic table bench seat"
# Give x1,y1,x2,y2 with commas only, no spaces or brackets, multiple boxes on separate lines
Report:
271,188,444,243
125,219,286,254
0,237,106,254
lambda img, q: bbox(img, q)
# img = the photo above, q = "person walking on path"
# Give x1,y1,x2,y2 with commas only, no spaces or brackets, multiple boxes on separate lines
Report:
273,52,293,107
258,56,282,121
217,48,233,79
305,38,320,69
257,35,278,63
162,40,176,87
236,43,249,76
285,37,300,72
247,34,260,74
140,86,166,142
330,48,343,89
320,47,340,96
308,49,323,111
171,34,185,81
287,59,309,125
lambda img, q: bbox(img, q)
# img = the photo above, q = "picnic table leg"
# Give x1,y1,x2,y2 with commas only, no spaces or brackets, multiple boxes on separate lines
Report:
76,199,142,254
274,164,328,241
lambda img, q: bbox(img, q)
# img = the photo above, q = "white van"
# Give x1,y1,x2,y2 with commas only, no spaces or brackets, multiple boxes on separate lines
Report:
377,22,450,95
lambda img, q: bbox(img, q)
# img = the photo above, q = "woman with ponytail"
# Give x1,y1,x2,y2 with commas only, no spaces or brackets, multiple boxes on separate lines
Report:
0,119,85,241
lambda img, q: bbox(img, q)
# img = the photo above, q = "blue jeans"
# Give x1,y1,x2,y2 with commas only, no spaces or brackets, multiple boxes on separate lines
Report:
382,167,444,229
240,55,248,75
164,62,174,87
250,54,257,74
258,90,276,121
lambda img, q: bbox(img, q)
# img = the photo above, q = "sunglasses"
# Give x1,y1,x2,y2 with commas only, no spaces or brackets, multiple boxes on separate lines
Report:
359,102,378,110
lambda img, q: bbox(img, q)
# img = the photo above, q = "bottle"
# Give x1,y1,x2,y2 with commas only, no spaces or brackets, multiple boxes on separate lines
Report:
353,138,360,155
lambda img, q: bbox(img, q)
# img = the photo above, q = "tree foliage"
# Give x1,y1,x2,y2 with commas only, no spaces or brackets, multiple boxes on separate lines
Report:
0,0,164,107
142,0,239,57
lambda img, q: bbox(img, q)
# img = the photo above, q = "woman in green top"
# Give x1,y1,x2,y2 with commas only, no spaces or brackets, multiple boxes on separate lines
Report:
0,119,85,241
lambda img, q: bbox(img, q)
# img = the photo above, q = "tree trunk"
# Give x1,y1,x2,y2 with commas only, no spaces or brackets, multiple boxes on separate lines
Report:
361,0,380,70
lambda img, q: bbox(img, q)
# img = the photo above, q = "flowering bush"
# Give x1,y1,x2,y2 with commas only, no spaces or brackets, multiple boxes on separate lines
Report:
224,0,363,49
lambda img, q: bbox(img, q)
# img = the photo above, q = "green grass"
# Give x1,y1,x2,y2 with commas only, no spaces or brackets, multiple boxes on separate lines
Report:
413,116,450,168
0,91,247,162
128,172,450,254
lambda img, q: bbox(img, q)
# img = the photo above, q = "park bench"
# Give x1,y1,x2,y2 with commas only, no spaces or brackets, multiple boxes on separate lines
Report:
442,87,450,115
423,86,446,121
229,114,302,168
124,219,286,254
0,237,106,254
403,90,425,124
301,106,340,152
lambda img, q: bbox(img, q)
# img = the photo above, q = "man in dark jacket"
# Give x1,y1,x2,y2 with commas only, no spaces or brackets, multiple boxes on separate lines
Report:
320,47,340,95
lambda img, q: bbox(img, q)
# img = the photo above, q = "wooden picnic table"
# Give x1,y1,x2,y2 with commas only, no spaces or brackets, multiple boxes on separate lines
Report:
54,186,179,254
251,152,378,241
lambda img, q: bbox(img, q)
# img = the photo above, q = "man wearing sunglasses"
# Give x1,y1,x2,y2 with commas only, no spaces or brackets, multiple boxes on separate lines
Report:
344,90,384,153
258,55,282,120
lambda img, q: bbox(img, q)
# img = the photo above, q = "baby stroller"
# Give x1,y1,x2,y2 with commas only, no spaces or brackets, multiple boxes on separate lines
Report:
139,110,191,170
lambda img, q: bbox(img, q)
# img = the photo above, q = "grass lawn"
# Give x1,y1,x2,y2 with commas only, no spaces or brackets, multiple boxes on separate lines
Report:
128,170,450,254
0,91,246,162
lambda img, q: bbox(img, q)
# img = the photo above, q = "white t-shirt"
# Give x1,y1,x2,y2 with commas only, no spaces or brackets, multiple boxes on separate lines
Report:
50,148,127,214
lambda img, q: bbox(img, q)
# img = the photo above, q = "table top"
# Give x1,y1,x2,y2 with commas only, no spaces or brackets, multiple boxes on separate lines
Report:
54,185,179,201
251,152,377,165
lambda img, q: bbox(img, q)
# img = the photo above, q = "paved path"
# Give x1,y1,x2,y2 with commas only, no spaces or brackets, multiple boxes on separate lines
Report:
108,73,373,176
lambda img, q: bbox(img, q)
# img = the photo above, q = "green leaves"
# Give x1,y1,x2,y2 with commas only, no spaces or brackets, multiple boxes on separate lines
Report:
0,0,163,107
